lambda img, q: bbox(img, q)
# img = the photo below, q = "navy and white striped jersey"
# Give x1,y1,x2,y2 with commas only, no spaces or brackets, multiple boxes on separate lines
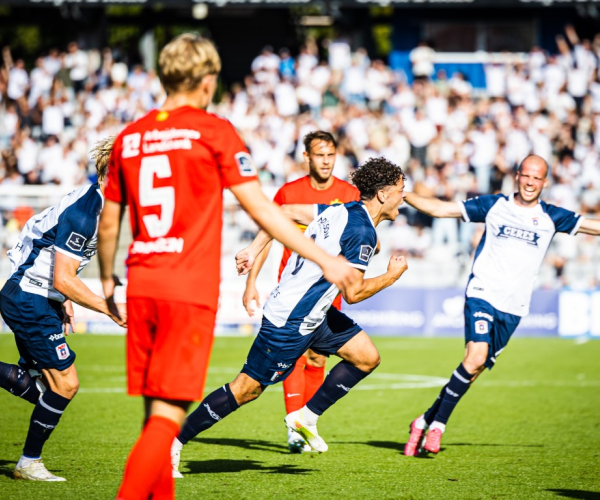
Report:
460,193,583,317
7,183,104,302
263,201,377,335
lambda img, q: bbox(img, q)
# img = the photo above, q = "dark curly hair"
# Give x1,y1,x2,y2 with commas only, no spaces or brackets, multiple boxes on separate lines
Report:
350,157,405,200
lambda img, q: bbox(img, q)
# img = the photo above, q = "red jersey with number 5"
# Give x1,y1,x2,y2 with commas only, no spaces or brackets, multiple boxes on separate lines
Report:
104,106,258,311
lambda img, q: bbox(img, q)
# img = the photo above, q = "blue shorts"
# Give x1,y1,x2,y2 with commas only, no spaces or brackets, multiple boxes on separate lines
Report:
464,297,520,370
0,280,75,371
242,307,363,386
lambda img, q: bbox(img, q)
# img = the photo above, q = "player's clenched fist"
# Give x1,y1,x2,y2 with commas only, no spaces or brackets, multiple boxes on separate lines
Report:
235,246,256,276
387,255,408,279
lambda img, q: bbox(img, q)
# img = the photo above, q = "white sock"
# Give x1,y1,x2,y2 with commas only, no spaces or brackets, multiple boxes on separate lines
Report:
429,421,446,433
415,414,427,430
17,455,40,468
171,438,183,453
300,406,319,426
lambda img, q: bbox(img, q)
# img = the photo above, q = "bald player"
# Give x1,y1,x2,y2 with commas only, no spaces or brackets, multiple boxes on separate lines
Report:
401,155,600,456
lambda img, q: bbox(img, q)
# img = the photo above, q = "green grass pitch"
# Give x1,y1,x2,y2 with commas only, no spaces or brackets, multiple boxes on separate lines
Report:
0,334,599,500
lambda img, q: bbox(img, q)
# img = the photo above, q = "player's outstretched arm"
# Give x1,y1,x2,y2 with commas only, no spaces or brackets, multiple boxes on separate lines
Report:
340,255,408,304
280,204,315,226
53,251,126,327
578,218,600,236
231,181,354,290
403,192,463,218
97,199,125,300
243,239,272,316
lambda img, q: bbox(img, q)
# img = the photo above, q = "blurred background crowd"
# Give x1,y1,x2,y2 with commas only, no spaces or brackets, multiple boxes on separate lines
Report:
1,24,599,290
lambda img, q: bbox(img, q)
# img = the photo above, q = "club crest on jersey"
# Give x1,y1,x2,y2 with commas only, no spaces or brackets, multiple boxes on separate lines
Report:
66,232,86,252
497,225,540,246
474,320,489,334
532,218,539,226
235,152,257,177
359,245,374,262
56,343,70,360
270,370,285,382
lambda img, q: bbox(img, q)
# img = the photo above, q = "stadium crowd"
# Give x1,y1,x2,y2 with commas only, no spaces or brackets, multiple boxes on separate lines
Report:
1,26,600,288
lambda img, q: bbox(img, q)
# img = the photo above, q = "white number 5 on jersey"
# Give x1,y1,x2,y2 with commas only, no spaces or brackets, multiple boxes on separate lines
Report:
139,155,174,238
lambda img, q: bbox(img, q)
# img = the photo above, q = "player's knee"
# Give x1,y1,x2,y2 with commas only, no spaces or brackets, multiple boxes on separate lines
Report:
360,352,381,373
306,354,326,368
463,354,486,374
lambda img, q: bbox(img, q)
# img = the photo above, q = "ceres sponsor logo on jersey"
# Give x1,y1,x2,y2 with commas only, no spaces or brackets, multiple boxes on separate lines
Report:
235,152,257,177
49,333,65,341
497,225,540,246
473,311,494,322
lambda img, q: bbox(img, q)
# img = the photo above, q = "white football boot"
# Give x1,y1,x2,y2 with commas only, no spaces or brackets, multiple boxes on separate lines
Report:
14,459,66,481
285,409,328,453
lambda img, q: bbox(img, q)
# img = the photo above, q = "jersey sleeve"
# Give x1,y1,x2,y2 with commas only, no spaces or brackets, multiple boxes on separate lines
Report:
461,194,503,223
54,203,98,261
273,186,286,206
543,202,584,235
214,120,259,188
104,138,125,204
339,223,377,271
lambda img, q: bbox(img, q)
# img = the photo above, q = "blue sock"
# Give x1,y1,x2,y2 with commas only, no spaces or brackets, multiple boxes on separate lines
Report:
432,364,473,425
0,362,40,404
424,384,447,426
178,384,239,445
306,361,369,416
23,389,71,458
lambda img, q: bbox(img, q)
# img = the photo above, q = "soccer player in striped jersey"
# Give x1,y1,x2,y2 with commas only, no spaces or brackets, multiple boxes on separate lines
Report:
242,130,361,453
171,158,408,475
402,155,600,456
0,137,126,481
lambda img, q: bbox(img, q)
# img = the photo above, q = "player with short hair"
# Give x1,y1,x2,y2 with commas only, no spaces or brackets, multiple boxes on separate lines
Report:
171,157,408,475
97,34,354,500
242,130,361,453
402,154,600,456
0,137,126,482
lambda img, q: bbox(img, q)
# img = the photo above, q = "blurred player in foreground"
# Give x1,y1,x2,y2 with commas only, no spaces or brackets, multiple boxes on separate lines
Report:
242,130,361,453
0,137,126,482
97,34,354,500
402,155,600,456
171,158,408,476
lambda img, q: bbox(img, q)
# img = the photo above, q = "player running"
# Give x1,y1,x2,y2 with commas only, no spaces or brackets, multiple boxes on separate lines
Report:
171,157,408,476
402,154,600,456
0,137,126,482
97,34,354,500
242,130,361,453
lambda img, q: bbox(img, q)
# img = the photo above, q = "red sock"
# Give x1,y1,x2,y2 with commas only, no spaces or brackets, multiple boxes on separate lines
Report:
303,363,326,405
148,452,174,500
117,416,180,500
282,356,307,414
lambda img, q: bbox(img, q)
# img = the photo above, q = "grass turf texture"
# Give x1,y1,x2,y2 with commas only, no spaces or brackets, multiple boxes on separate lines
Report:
0,335,599,500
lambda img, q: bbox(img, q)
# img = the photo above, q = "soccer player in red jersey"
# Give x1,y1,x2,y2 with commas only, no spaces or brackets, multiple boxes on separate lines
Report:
97,34,354,500
242,131,361,452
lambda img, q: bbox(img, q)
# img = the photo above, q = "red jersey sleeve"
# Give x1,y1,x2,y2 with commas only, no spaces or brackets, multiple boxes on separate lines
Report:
213,119,259,188
272,185,286,206
104,136,125,204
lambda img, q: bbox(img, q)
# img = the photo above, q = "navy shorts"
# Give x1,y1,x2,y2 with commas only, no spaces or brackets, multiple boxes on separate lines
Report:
0,280,75,371
242,307,363,386
464,297,520,370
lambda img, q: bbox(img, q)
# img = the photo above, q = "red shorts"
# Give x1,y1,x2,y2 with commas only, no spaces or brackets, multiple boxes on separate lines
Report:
126,297,216,401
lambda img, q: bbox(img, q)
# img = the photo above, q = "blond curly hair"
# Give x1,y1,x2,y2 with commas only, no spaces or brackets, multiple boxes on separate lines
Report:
90,136,115,182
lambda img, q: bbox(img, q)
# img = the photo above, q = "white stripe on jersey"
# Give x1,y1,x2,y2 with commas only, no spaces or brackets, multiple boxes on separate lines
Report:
7,184,101,302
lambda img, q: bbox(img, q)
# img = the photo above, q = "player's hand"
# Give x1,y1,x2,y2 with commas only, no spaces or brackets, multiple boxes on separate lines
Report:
235,247,256,275
243,282,261,316
106,296,127,328
321,255,355,289
387,255,408,280
62,300,75,336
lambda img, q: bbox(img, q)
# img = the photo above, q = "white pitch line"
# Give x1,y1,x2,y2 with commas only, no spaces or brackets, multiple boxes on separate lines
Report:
75,373,600,394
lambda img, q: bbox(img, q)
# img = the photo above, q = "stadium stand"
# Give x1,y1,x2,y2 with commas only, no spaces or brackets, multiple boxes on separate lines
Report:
1,28,600,291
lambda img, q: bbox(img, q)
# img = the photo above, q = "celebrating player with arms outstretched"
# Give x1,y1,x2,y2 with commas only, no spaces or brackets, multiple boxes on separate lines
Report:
402,155,600,456
171,158,408,475
242,130,361,453
0,137,125,482
97,34,354,500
